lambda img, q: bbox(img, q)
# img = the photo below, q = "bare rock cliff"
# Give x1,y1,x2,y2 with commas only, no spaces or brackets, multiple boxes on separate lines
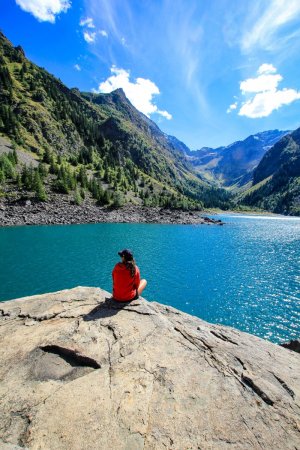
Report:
0,287,299,449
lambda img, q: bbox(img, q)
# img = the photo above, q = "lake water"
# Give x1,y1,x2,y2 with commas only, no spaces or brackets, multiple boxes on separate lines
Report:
0,214,299,343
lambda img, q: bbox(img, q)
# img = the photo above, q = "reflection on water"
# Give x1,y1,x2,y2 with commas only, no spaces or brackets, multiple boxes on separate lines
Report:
0,214,299,343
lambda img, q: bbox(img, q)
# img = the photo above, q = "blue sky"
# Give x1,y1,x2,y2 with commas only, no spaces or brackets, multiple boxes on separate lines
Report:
1,0,300,149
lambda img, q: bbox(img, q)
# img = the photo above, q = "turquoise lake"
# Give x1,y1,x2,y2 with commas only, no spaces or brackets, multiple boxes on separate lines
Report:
0,214,299,343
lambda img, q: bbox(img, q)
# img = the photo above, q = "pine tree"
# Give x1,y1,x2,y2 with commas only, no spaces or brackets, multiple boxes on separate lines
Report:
38,162,48,178
78,166,88,188
0,168,5,184
34,171,47,201
0,154,15,179
7,148,18,165
73,187,83,205
102,189,111,205
112,191,124,207
16,173,22,189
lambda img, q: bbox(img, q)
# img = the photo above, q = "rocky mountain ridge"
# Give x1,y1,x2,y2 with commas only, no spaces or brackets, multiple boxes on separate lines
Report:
181,130,290,190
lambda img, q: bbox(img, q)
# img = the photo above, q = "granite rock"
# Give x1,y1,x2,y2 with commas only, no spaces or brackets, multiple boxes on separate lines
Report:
0,287,299,449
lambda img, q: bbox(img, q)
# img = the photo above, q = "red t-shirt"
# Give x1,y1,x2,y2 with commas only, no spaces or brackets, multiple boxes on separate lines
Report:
112,263,140,301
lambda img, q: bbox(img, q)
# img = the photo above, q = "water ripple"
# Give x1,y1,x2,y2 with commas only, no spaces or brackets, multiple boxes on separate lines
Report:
0,216,299,343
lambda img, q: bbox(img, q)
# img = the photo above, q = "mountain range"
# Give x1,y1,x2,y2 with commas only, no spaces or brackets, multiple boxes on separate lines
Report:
0,31,300,215
179,130,289,190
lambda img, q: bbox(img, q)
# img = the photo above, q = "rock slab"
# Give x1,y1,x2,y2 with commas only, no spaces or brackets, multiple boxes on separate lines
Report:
0,287,299,449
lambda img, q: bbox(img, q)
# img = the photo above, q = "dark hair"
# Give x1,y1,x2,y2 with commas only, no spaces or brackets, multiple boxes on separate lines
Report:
125,259,136,277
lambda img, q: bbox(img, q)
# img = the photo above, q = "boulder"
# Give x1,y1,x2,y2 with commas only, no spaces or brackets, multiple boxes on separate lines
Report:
0,287,299,449
280,339,300,354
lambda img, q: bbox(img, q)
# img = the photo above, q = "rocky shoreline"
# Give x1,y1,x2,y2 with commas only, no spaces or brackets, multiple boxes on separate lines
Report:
0,198,224,226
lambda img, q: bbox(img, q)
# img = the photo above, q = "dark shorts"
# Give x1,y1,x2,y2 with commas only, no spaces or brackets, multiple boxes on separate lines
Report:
132,289,139,300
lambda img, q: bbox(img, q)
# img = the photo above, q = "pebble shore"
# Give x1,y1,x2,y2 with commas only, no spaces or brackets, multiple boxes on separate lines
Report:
0,198,224,226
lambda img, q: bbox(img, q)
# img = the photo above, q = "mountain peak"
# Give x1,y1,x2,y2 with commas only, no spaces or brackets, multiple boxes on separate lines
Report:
112,87,126,97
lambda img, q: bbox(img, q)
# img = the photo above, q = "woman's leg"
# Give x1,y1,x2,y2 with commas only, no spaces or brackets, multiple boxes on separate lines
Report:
138,279,147,296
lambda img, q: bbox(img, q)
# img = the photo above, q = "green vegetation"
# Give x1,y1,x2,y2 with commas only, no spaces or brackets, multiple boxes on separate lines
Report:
239,130,300,215
1,32,300,215
0,31,233,210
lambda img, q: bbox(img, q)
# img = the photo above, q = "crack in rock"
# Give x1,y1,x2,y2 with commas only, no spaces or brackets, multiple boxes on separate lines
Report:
210,330,238,345
0,308,11,317
100,322,119,342
241,374,274,406
235,356,247,371
174,326,258,391
106,339,113,400
40,345,101,369
241,415,264,449
118,306,155,316
19,312,60,322
273,374,295,399
10,408,32,447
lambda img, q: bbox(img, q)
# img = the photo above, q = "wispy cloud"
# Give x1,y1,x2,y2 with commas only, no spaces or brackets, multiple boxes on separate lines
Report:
241,0,300,52
159,0,208,112
226,102,238,114
96,66,172,120
99,30,108,38
163,2,203,87
228,64,300,118
15,0,71,23
84,0,205,98
80,16,107,43
80,17,97,43
83,31,96,43
74,64,81,71
85,0,130,47
80,17,95,28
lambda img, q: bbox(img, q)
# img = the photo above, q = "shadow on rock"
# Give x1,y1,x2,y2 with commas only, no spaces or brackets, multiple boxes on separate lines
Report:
83,297,139,321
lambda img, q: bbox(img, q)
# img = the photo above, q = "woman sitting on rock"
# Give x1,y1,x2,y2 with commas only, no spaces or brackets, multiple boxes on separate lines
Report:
112,249,147,302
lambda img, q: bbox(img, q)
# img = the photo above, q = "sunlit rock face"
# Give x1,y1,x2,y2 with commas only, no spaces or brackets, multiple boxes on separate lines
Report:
0,287,300,449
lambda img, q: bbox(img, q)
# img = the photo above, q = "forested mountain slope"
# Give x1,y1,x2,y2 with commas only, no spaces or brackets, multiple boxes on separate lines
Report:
238,128,300,215
0,31,231,210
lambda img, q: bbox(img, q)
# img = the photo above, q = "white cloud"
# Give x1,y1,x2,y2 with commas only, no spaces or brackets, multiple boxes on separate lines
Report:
232,64,300,118
97,66,172,120
240,73,282,94
158,110,172,120
257,63,276,75
80,17,102,43
239,89,300,118
80,17,95,28
15,0,71,23
83,31,96,43
242,0,300,52
99,30,108,37
74,64,81,71
226,102,238,114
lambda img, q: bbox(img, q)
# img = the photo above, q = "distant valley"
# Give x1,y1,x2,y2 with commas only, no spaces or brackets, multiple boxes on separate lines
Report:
175,130,290,191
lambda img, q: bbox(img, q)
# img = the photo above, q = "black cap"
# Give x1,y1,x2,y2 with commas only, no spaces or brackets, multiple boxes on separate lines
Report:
118,249,133,261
